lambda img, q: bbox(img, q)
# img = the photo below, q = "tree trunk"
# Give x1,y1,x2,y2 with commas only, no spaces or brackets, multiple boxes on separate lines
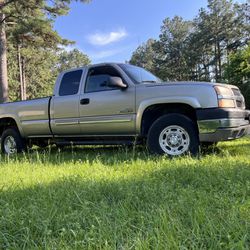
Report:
0,11,8,103
217,41,222,81
214,43,218,82
17,43,24,100
22,57,26,100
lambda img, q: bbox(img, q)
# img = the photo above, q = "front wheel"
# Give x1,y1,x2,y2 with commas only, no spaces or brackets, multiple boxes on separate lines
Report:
147,114,199,156
1,127,27,154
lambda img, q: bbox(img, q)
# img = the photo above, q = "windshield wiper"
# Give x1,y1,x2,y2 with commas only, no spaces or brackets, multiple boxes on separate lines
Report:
141,80,158,83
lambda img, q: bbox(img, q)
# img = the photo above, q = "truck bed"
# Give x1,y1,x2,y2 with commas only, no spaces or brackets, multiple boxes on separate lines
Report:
0,97,52,137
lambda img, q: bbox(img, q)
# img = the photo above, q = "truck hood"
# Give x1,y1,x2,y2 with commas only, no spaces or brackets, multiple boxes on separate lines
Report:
143,81,239,89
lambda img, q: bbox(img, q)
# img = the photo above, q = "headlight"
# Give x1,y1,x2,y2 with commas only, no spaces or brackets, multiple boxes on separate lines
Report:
214,86,233,97
214,86,235,108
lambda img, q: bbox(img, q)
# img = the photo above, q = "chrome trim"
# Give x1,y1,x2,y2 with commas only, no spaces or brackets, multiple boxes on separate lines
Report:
51,115,134,130
198,120,220,133
53,118,79,126
79,115,133,125
28,135,53,138
21,119,49,125
55,121,79,126
53,134,136,138
198,118,250,134
219,118,249,127
79,119,132,124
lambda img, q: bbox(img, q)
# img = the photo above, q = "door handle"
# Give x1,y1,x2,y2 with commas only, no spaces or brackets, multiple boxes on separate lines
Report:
80,98,90,105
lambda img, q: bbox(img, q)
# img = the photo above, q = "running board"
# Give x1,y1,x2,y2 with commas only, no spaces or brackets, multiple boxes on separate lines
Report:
55,140,135,146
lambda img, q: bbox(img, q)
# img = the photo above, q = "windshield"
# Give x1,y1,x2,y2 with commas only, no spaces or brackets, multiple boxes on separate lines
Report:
119,64,162,84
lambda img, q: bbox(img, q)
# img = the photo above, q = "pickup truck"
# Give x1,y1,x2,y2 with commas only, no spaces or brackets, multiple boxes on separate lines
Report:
0,63,249,156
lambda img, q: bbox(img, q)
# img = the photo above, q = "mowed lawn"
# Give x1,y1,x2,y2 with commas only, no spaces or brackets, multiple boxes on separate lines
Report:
0,138,250,249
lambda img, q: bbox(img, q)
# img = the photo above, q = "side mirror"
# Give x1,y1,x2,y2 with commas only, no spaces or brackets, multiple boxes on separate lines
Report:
109,77,127,89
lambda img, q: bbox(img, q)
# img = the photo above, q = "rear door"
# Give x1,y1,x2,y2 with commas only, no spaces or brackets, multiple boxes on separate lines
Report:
78,65,136,135
50,69,83,135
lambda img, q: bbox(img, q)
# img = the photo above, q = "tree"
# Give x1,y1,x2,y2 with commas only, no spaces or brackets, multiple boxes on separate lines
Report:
192,0,249,82
129,0,249,83
154,16,193,81
0,2,8,103
7,46,91,101
225,44,250,107
0,0,90,103
57,48,91,72
130,39,155,69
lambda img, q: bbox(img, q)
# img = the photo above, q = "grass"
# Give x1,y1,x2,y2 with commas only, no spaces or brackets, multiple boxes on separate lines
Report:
0,138,250,249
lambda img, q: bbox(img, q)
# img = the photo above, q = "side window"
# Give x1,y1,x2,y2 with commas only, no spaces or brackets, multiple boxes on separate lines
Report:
59,70,82,96
85,66,122,93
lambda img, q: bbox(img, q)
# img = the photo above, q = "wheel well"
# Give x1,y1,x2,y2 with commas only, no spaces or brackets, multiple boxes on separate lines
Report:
141,103,197,136
0,118,19,137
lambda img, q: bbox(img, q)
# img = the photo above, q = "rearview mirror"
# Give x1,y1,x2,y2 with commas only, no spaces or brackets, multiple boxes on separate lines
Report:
109,77,127,89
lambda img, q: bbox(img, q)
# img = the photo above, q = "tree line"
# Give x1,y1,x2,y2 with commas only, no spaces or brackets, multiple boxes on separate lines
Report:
0,0,249,105
0,0,90,102
130,0,250,107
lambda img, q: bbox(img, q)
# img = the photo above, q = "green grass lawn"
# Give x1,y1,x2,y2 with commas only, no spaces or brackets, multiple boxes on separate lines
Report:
0,138,250,249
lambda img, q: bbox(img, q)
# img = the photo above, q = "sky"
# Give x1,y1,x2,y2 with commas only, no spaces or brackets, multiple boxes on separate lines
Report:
53,0,222,63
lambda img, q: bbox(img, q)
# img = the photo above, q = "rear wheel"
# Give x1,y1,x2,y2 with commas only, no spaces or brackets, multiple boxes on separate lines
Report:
147,114,199,156
1,128,27,154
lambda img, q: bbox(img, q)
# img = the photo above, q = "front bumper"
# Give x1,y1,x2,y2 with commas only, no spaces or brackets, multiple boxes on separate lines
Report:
197,108,250,142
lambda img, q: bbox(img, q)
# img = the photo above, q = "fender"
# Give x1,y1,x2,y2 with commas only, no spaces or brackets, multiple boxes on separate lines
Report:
136,96,201,134
0,114,25,137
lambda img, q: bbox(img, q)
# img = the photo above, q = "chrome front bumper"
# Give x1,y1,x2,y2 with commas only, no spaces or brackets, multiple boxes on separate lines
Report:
198,118,250,142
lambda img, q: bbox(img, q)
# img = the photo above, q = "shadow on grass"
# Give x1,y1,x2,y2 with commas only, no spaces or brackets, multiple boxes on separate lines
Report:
0,161,249,249
0,145,151,166
1,137,250,165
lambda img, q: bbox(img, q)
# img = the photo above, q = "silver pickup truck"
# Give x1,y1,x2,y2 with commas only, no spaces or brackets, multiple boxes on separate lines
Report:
0,63,249,156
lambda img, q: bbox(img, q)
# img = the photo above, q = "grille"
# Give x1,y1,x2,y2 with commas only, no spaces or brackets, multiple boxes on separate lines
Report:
232,88,241,96
232,88,245,109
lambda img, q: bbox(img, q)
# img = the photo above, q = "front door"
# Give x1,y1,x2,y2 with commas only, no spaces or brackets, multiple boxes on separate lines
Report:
79,65,136,135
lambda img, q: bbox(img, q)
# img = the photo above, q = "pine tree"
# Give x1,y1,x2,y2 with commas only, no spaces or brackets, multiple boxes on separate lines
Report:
129,39,156,73
155,16,193,81
57,48,91,72
0,0,90,103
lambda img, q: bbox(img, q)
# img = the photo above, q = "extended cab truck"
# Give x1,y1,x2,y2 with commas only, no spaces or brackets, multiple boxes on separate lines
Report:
0,63,249,156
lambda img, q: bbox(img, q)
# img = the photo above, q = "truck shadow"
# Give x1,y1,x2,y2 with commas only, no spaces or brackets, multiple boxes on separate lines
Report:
1,139,250,165
26,145,152,166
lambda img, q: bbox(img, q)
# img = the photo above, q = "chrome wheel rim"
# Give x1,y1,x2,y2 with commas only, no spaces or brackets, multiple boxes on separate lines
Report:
159,125,190,156
4,136,17,154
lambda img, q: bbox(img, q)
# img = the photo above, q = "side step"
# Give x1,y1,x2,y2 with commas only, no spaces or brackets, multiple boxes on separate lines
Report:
55,140,135,146
53,136,143,146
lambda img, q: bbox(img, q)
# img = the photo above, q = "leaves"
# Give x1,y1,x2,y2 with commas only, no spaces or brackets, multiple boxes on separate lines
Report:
0,0,91,102
57,48,91,72
224,44,250,107
130,0,249,86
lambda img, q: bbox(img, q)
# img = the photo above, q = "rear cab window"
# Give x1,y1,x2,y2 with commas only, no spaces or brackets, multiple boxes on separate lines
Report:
59,70,83,96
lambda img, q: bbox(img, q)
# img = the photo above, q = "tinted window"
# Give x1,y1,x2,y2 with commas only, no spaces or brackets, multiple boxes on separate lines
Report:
59,70,82,96
85,74,110,93
85,66,123,93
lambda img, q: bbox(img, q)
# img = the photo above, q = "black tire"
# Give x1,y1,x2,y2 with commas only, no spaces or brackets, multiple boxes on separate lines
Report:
146,114,199,156
1,127,27,154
